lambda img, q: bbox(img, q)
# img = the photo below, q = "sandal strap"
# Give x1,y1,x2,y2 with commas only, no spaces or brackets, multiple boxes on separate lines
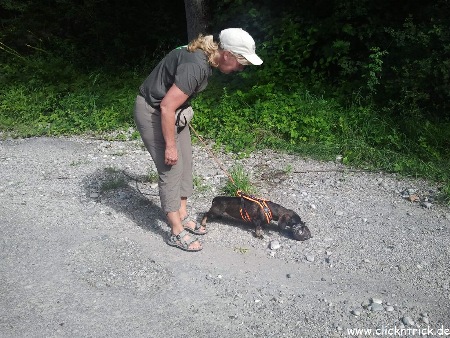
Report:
181,217,204,232
174,230,197,247
181,216,195,226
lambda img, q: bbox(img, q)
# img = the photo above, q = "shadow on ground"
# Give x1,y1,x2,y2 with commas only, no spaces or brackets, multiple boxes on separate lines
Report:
82,167,168,237
82,167,296,242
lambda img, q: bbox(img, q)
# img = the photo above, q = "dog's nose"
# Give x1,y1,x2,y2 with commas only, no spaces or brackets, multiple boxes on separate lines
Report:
292,225,312,241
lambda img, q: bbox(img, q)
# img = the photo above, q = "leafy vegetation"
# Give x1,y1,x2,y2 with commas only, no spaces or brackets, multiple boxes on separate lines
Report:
1,0,449,203
190,78,450,203
0,56,138,137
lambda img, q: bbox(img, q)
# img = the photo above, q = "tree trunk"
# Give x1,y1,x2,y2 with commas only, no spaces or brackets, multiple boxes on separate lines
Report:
184,0,210,41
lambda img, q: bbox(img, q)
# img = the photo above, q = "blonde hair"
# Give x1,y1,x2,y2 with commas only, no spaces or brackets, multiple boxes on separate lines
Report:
187,34,219,67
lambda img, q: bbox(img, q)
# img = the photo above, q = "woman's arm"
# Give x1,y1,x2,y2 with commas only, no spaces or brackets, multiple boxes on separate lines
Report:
160,84,189,166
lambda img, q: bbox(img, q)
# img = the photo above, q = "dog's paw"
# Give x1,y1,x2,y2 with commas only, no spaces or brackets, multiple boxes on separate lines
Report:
254,226,265,239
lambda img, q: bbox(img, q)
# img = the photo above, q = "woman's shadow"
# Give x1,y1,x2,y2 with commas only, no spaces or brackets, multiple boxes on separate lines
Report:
82,167,168,237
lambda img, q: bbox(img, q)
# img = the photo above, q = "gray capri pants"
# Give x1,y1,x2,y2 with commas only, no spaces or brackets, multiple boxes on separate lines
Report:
133,95,193,213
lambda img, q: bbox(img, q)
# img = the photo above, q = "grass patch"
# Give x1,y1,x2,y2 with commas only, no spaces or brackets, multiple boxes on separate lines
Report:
221,164,258,196
97,167,128,192
193,175,210,193
100,175,127,192
146,170,159,184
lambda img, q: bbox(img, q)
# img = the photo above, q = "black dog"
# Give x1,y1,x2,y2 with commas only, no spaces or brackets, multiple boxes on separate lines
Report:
201,196,311,241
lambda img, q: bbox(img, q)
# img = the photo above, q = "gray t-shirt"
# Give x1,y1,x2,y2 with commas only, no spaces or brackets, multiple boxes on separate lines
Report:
139,47,212,109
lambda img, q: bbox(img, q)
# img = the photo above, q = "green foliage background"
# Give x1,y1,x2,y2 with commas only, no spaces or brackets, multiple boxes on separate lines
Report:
1,0,449,202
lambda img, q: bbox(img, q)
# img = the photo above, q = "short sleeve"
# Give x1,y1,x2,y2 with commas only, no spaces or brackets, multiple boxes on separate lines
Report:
174,63,207,96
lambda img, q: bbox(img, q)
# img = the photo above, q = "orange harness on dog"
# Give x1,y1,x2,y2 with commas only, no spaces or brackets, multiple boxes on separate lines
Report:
236,190,273,224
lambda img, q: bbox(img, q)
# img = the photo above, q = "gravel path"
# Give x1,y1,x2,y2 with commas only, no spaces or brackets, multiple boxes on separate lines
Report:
1,136,449,337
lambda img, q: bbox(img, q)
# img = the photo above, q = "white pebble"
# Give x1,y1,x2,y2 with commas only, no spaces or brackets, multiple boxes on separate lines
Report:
270,241,280,250
371,303,384,312
305,254,315,262
351,310,361,316
422,202,432,209
402,316,415,326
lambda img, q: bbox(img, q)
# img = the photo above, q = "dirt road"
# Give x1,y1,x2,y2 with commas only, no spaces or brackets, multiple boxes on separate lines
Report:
1,136,449,337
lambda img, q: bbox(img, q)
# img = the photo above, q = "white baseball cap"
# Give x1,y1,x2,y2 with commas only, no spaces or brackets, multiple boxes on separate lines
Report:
219,28,263,65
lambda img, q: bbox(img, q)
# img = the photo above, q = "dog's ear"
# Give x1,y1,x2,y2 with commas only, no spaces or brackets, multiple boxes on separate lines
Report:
278,214,289,230
291,212,304,226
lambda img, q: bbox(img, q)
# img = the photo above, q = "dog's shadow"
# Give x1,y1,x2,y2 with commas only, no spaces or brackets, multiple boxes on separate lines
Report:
82,168,167,237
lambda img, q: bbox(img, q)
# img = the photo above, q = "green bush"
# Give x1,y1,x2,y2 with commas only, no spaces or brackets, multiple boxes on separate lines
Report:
1,43,449,204
0,55,139,136
191,77,449,203
192,83,340,155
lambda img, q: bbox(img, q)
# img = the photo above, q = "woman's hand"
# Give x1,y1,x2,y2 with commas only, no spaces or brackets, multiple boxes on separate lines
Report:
165,145,178,165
